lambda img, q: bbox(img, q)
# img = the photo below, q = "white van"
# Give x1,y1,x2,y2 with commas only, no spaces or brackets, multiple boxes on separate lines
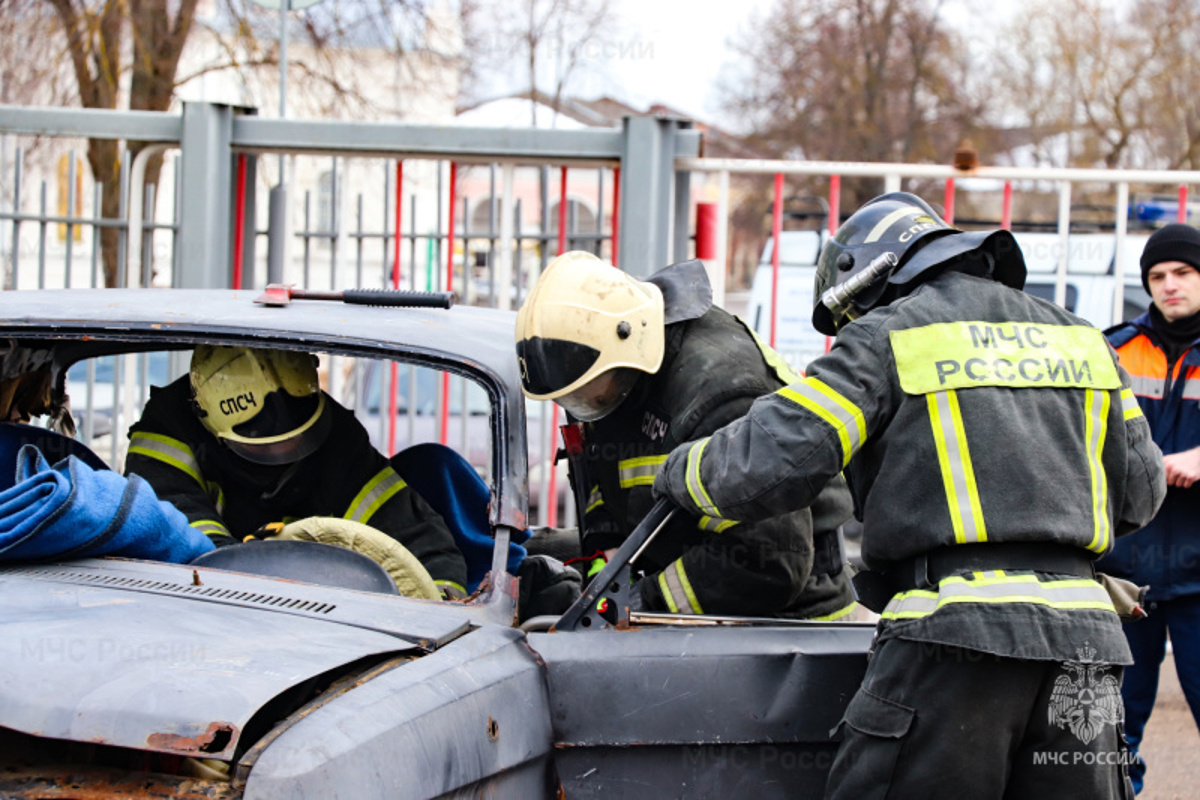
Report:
1016,231,1152,329
744,231,831,373
744,229,1154,374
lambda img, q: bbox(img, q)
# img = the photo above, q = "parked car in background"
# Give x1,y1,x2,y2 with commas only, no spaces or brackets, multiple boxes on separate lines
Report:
0,287,871,799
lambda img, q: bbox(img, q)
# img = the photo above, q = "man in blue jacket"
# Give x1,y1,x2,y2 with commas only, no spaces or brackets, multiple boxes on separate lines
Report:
1101,222,1200,794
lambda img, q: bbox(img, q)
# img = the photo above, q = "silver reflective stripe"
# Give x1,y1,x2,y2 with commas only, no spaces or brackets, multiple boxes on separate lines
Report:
1084,389,1111,554
128,431,204,488
657,559,703,615
684,438,723,519
1128,374,1162,399
585,485,604,515
344,467,408,525
1183,376,1200,400
776,378,865,467
1119,388,1143,421
697,514,738,533
881,573,1115,620
618,455,667,488
926,390,986,545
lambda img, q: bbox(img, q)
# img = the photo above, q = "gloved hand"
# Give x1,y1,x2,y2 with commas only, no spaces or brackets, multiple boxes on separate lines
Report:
524,526,582,562
1097,573,1150,622
518,554,583,623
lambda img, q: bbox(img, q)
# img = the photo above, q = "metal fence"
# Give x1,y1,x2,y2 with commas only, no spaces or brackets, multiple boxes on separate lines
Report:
686,157,1200,370
11,101,1200,527
0,103,704,527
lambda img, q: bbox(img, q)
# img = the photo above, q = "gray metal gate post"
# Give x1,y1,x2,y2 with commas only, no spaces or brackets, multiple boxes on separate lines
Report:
617,116,696,277
177,102,241,289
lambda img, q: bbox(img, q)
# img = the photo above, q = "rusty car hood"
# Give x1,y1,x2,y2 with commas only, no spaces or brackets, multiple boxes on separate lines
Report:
0,557,475,760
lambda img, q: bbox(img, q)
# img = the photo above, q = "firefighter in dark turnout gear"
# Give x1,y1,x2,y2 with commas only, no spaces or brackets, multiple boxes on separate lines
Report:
125,346,468,596
654,193,1166,799
516,251,855,619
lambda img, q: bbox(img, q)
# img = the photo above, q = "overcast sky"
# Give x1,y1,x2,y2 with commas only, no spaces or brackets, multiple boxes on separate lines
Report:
562,0,1008,128
572,0,775,124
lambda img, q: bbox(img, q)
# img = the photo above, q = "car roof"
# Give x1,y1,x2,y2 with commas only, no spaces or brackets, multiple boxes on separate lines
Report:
0,288,531,530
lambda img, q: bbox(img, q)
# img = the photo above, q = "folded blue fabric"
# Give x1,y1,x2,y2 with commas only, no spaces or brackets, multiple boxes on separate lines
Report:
391,442,527,593
0,444,214,563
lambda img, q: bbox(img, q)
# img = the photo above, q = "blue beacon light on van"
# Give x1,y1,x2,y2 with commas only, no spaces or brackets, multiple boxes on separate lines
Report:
1132,200,1191,223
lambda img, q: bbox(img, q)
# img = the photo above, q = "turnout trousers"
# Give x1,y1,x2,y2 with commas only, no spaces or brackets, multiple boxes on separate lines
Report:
824,637,1135,800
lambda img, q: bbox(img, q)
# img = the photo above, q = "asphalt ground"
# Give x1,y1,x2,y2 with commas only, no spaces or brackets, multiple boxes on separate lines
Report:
1136,652,1200,799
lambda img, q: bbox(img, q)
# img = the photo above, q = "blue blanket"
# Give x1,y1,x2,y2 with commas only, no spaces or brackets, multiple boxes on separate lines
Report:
0,444,214,563
391,442,527,593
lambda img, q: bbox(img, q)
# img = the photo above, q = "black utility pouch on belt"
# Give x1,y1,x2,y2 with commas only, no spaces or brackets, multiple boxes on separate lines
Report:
851,542,1099,614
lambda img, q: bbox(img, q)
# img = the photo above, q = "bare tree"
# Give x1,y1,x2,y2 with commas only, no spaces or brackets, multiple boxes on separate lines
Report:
1130,0,1200,170
460,0,613,125
989,0,1200,172
718,0,984,208
4,0,444,286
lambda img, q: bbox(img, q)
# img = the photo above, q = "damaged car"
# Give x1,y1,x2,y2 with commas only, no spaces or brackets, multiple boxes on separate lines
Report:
0,286,872,799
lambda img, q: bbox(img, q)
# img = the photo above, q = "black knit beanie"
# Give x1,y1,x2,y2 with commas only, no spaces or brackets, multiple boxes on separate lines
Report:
1140,223,1200,291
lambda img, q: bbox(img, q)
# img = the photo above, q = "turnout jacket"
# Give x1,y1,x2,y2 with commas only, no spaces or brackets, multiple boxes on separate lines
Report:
576,260,855,619
1101,313,1200,601
656,270,1165,662
125,377,467,591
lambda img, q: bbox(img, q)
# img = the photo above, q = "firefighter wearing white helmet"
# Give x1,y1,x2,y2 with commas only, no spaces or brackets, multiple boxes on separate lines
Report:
653,192,1166,798
126,345,468,597
517,251,858,620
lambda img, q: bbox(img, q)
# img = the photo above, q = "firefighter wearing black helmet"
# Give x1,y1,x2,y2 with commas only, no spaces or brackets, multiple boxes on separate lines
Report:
516,252,857,620
125,345,468,597
654,193,1166,798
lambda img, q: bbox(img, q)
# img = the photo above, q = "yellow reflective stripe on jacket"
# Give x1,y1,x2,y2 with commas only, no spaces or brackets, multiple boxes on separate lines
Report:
880,573,1115,620
926,390,987,544
890,321,1120,394
1120,387,1143,421
776,377,865,467
585,485,605,515
743,323,803,384
191,519,230,539
344,466,408,526
1085,388,1111,554
696,514,738,533
618,455,667,488
684,438,724,519
657,559,703,615
128,432,204,488
809,601,859,622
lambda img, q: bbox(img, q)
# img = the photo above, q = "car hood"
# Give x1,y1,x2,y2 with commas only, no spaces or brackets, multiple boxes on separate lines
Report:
0,558,475,759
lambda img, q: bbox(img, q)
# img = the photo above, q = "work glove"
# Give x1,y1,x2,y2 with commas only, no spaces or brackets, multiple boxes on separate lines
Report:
524,525,582,562
517,554,583,623
1097,573,1150,622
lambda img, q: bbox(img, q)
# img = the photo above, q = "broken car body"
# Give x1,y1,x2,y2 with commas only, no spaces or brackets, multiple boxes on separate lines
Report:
0,288,872,799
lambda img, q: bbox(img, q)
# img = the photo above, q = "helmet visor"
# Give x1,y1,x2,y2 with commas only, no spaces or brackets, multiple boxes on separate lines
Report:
516,336,601,398
223,391,331,465
558,367,639,422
